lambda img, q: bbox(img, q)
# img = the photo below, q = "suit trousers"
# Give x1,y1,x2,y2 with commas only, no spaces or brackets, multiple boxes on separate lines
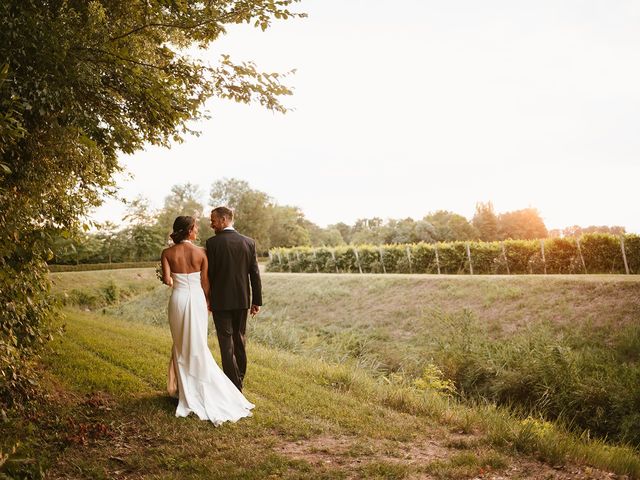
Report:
212,309,248,391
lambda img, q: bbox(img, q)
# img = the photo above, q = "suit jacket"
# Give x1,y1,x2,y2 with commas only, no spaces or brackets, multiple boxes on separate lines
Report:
205,229,262,311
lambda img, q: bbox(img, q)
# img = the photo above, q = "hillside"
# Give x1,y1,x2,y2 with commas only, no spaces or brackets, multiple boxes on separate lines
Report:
2,270,638,478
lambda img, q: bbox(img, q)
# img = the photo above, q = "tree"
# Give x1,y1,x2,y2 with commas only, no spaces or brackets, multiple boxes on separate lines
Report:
329,222,353,244
95,221,119,264
209,178,274,251
350,218,388,245
498,208,548,240
414,220,437,243
269,206,311,248
1,0,302,407
310,228,346,247
424,211,479,242
123,197,164,261
472,202,499,241
562,225,626,238
156,183,210,244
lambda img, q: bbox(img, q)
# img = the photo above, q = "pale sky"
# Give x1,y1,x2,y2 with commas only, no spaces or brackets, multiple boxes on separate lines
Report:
92,0,640,233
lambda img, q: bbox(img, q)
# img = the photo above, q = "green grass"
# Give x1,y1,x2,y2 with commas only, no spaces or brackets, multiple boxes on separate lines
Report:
50,267,158,309
48,261,158,272
3,269,639,478
254,274,640,446
89,270,640,445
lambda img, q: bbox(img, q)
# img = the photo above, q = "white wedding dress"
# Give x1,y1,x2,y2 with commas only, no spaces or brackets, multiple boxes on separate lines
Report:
166,272,254,425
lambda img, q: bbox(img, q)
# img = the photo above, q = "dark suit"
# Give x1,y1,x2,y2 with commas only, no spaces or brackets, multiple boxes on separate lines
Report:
206,229,262,391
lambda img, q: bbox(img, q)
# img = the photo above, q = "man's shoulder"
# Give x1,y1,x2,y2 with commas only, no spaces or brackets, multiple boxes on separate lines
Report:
207,231,243,243
205,235,219,248
236,232,256,246
236,231,253,241
210,230,255,247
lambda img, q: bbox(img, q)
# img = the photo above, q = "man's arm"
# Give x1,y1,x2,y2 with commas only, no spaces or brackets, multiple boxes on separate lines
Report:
248,239,262,315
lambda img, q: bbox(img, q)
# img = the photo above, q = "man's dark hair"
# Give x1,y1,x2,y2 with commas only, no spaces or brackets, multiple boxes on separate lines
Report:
212,206,234,221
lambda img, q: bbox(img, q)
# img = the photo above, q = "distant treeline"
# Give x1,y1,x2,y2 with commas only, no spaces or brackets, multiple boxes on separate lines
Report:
49,180,630,265
268,233,640,275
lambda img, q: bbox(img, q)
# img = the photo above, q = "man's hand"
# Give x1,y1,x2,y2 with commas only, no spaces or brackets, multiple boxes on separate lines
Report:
250,305,261,317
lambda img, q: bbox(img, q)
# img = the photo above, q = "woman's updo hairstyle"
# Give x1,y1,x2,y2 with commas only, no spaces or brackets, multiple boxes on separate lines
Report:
170,216,196,244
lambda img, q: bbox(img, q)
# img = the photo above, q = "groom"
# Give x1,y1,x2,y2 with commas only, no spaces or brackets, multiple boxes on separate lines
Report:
206,206,262,392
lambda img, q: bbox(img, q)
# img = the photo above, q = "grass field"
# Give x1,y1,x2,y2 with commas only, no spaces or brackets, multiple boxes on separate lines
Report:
2,270,639,478
86,271,640,445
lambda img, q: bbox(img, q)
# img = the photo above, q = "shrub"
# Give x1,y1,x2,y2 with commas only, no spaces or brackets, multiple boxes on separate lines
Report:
544,237,579,274
102,281,120,305
502,239,537,274
411,243,438,273
1,257,55,415
623,234,640,274
435,242,468,274
267,233,638,276
47,261,157,272
580,234,624,273
431,312,640,446
468,241,503,274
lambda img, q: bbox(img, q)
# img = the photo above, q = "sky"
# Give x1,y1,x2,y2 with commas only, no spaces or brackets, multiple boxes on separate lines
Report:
92,0,640,233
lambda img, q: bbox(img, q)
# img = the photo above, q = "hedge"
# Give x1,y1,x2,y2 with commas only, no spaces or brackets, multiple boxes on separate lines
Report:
267,233,640,275
47,261,158,272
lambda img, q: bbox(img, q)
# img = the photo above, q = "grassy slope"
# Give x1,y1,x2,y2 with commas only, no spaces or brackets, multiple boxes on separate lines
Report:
4,270,639,478
260,273,640,336
253,273,640,376
256,274,640,448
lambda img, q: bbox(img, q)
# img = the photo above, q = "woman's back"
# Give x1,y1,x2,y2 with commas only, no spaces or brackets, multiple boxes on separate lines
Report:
163,241,205,274
161,240,209,297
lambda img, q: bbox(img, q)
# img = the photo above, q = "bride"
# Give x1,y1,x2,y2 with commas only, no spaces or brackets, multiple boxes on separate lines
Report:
160,215,254,425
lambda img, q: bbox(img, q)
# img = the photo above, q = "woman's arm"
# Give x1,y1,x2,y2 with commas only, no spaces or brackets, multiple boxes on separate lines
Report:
161,249,173,287
200,251,210,308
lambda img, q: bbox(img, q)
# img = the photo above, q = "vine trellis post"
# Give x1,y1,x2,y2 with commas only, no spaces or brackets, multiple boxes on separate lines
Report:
620,237,630,275
576,237,588,274
501,242,510,275
379,247,387,274
331,249,338,273
353,247,363,274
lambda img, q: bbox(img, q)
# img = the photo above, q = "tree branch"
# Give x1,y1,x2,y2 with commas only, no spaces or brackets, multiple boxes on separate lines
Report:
107,10,240,43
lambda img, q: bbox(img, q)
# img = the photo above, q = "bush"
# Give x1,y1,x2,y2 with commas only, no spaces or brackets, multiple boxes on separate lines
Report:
1,256,55,415
357,245,383,274
503,239,537,274
544,237,580,274
47,261,157,272
412,243,438,273
102,281,120,305
468,242,504,274
624,234,640,274
432,310,640,446
267,233,638,276
580,234,625,273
